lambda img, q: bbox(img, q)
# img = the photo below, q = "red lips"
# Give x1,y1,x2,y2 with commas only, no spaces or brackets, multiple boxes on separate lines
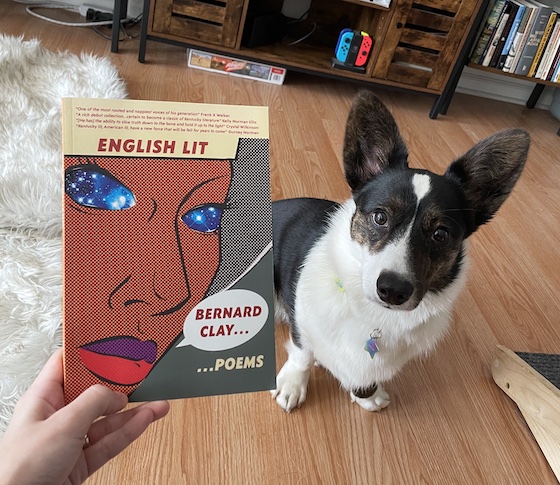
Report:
79,336,157,386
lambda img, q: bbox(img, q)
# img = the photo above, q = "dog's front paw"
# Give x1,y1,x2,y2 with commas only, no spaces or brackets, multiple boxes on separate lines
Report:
270,365,310,413
350,386,390,412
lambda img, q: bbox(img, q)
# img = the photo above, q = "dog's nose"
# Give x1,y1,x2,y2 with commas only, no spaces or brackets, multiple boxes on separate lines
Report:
377,271,414,306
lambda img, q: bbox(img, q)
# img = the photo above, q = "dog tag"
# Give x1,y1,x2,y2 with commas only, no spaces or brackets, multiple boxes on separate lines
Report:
365,329,381,359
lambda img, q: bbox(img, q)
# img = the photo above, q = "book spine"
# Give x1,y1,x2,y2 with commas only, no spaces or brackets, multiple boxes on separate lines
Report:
483,4,512,66
510,5,537,72
471,0,508,64
546,38,560,80
498,4,525,69
537,18,560,78
514,6,554,75
528,11,557,76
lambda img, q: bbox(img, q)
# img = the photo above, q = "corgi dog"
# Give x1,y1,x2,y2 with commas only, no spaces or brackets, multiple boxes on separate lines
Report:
271,90,529,413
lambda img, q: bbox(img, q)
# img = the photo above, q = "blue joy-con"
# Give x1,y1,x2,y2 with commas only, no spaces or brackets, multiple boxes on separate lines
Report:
335,28,352,52
335,30,354,63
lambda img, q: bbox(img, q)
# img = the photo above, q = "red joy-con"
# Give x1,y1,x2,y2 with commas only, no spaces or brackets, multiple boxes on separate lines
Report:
355,35,373,67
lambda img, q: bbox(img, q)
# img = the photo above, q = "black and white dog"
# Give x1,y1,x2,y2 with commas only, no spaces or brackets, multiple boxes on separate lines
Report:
271,90,529,413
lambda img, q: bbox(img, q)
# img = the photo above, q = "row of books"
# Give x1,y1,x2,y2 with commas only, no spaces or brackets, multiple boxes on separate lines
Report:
470,0,560,82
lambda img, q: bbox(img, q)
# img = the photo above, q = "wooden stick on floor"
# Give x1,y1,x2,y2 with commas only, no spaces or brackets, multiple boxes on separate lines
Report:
492,345,560,482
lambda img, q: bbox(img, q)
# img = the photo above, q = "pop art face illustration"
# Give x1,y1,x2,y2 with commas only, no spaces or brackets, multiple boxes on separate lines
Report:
63,155,232,400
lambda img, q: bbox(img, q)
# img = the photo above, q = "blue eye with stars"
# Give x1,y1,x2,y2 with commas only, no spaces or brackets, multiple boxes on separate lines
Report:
65,165,136,211
181,205,224,233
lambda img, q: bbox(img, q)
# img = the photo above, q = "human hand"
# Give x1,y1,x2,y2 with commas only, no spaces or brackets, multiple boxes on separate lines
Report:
0,348,169,485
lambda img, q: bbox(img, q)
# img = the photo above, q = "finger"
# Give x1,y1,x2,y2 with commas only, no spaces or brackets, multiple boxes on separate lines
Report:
13,349,65,421
87,400,170,444
51,385,128,439
84,402,169,475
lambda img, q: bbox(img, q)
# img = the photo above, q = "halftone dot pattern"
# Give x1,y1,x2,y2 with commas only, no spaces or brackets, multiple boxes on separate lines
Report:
63,155,234,402
207,138,272,296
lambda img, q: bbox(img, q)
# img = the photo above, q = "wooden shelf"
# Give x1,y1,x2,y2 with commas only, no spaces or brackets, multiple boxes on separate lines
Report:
340,0,390,12
467,63,560,88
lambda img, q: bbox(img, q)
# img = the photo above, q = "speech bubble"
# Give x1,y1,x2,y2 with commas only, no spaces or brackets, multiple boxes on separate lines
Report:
176,289,269,351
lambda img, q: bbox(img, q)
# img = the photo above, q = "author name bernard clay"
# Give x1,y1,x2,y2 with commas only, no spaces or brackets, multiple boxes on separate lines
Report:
97,138,208,155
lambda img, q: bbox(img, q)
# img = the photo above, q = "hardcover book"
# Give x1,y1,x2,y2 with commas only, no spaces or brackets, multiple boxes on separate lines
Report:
472,0,507,64
504,1,537,72
514,1,554,75
62,97,276,403
482,0,512,66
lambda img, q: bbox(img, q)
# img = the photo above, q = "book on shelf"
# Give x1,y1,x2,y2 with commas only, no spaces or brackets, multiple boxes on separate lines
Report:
482,1,513,66
536,13,560,78
547,34,560,79
497,0,526,69
471,0,507,64
528,10,558,75
504,1,539,72
62,97,276,404
514,0,554,75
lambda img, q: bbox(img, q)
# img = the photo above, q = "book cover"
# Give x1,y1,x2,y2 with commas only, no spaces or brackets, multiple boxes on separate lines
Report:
528,11,557,75
497,0,525,69
62,97,276,403
515,1,554,75
482,2,512,66
504,1,538,72
472,0,507,64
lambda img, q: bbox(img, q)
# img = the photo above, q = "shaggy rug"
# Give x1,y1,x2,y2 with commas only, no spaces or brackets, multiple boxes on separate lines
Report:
0,35,126,434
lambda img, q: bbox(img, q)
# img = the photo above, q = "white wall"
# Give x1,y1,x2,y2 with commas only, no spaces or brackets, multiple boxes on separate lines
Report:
37,0,143,18
456,66,556,110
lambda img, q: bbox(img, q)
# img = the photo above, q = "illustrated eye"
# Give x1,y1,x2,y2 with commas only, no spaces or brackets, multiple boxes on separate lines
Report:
372,210,388,227
432,228,449,243
181,205,224,233
65,165,136,211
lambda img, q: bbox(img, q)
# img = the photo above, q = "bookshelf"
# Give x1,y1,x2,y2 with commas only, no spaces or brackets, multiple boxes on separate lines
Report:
467,0,560,108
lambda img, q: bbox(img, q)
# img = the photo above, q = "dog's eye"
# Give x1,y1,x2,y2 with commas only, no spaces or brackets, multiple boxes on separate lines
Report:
432,228,449,243
372,211,388,227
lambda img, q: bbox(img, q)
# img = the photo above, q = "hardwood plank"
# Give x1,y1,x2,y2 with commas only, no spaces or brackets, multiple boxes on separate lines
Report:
1,3,560,484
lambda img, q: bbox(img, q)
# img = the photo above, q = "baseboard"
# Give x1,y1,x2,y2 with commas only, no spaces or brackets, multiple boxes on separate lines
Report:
456,66,555,110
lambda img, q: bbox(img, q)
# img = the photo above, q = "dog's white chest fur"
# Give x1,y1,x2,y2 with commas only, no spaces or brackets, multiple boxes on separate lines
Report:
294,199,468,391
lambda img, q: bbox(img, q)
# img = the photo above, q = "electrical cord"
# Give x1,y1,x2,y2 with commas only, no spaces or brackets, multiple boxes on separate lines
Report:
24,3,129,27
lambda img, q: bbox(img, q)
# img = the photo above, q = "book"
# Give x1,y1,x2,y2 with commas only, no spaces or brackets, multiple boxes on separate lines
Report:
497,0,526,69
482,2,513,66
187,49,287,85
471,0,507,64
537,15,560,78
505,1,538,72
547,33,560,79
493,0,522,68
552,47,560,79
515,1,554,75
62,97,276,403
528,10,557,75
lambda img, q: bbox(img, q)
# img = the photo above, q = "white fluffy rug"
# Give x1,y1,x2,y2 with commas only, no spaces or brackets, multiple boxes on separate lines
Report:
0,35,126,434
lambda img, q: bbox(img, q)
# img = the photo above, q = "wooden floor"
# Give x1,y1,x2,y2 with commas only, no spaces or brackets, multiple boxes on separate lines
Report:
2,3,560,484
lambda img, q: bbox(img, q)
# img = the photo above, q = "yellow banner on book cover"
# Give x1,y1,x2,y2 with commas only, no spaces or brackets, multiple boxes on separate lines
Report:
62,98,269,159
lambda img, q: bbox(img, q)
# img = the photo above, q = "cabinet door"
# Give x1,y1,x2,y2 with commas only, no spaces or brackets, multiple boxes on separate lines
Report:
151,0,245,48
372,0,480,92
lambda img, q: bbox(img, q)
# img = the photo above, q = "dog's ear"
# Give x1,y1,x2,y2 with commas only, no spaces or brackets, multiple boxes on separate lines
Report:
343,90,409,192
445,129,529,230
